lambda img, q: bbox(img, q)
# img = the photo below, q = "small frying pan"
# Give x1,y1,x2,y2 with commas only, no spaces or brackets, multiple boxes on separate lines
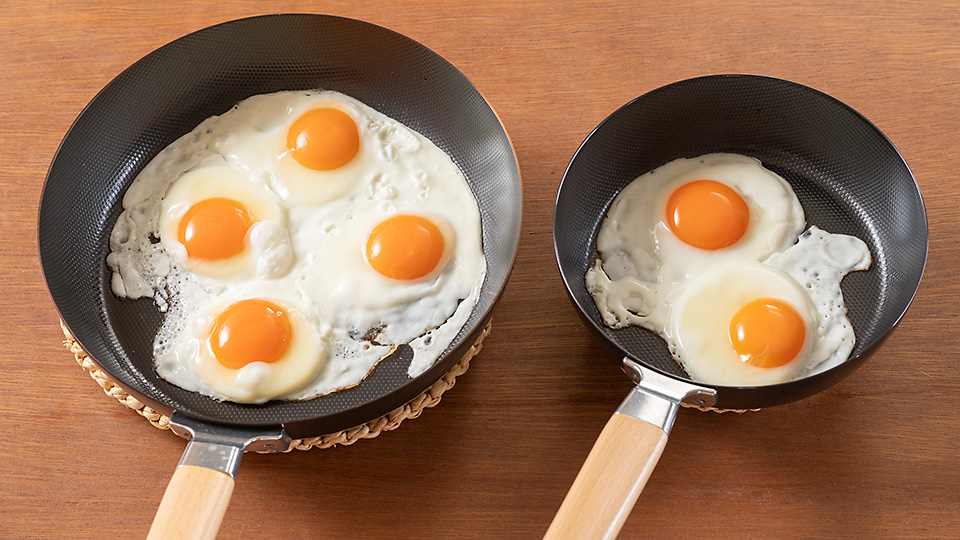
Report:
38,15,521,539
549,75,926,539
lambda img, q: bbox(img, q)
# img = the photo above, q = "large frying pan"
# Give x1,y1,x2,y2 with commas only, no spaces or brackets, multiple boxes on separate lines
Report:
549,75,926,539
39,15,521,539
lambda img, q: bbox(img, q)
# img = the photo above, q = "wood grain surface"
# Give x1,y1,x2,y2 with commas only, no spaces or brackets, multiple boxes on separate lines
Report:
2,1,958,539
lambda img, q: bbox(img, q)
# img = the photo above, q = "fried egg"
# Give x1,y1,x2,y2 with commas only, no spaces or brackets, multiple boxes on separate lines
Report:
155,281,326,403
586,153,871,386
595,153,804,289
667,262,816,386
295,173,484,347
217,91,420,207
107,90,485,403
157,160,292,280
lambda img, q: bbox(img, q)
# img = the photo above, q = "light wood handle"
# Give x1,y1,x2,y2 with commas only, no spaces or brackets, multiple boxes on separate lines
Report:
543,414,668,540
146,465,235,540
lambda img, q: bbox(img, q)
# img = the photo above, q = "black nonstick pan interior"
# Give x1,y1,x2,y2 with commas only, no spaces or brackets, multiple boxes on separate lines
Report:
555,74,927,410
39,14,522,439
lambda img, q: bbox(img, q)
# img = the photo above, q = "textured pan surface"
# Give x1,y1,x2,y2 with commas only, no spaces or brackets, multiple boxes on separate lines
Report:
555,74,925,409
39,15,521,436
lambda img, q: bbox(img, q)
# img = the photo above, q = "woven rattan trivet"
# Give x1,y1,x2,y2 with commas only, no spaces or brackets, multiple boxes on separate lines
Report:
62,319,490,451
680,402,758,414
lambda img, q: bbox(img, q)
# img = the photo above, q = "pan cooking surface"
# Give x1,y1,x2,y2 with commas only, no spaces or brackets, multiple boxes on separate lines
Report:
40,15,521,434
555,75,926,407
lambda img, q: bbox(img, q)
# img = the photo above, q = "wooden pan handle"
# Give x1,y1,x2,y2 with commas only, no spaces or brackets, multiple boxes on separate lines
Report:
146,465,235,540
543,413,668,540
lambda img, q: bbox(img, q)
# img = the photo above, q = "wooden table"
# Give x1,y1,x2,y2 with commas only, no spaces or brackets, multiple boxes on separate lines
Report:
2,1,958,538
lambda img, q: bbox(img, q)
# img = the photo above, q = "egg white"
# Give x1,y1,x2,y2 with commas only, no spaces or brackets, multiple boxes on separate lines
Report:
595,153,805,288
586,153,872,386
155,281,326,404
667,262,817,386
296,190,483,346
108,89,486,402
217,92,405,207
158,160,292,281
765,226,872,376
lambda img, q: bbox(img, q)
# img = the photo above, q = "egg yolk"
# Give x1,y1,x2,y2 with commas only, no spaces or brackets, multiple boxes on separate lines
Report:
665,180,749,250
286,108,360,171
728,298,806,368
366,215,445,280
178,198,252,261
209,299,292,369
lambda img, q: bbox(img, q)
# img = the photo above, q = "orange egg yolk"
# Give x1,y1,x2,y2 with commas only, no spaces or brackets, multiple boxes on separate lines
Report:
286,108,360,171
366,215,444,280
209,299,292,369
665,180,749,250
728,298,806,368
177,198,252,261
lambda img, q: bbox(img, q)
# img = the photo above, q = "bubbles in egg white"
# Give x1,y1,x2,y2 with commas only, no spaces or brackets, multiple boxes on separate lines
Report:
107,90,486,402
586,153,872,386
766,227,872,376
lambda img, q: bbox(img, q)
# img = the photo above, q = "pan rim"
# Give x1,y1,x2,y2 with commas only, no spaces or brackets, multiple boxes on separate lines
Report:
553,73,927,400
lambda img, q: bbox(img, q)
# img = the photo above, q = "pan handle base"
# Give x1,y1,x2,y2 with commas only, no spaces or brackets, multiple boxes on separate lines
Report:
619,359,716,432
169,412,291,477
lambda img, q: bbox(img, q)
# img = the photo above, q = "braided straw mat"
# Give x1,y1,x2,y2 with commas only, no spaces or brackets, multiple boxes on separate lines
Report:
62,319,490,451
